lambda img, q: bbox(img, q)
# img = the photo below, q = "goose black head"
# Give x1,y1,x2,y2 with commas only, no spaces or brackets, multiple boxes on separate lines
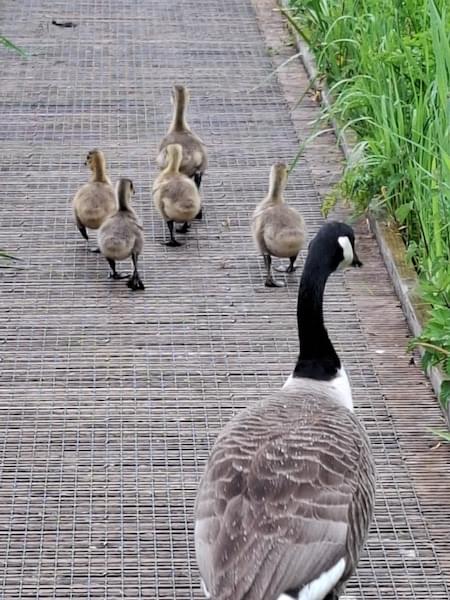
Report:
308,221,362,273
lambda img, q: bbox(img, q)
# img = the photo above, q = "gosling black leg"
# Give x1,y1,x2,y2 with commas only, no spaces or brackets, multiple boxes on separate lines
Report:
195,208,203,220
76,221,89,241
287,255,297,273
324,593,339,600
176,222,190,234
107,258,128,280
193,172,202,189
165,220,182,247
76,216,100,252
264,254,285,288
127,253,145,291
275,254,298,273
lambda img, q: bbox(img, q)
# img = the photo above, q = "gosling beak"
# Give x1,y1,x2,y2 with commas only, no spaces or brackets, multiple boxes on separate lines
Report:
352,252,362,267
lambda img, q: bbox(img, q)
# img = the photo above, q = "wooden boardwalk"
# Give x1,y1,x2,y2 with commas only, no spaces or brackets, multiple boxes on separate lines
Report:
1,0,449,598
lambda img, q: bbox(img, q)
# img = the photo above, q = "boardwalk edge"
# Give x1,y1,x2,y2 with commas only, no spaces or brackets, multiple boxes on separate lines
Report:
279,0,450,426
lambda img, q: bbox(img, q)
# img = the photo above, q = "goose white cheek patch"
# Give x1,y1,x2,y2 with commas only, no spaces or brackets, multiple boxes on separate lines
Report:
338,236,354,268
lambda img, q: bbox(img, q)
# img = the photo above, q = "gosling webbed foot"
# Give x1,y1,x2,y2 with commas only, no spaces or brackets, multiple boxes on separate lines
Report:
165,220,182,246
89,246,101,254
127,254,145,290
127,275,145,291
275,256,297,273
195,208,203,220
265,277,286,288
263,254,284,288
275,264,297,273
106,258,128,279
176,222,190,233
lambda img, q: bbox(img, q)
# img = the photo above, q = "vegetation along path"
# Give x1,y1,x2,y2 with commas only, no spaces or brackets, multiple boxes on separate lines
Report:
0,0,449,598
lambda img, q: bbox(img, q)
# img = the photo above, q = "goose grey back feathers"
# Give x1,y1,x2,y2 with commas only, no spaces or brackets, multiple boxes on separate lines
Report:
195,387,375,600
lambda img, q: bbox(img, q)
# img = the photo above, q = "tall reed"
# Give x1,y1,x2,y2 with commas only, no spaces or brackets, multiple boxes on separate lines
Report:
289,0,450,405
290,0,450,272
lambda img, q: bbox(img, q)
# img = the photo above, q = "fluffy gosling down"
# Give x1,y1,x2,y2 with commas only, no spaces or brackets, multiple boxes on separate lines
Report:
252,162,306,287
195,222,375,600
98,178,145,291
153,143,201,247
156,84,208,195
72,149,117,252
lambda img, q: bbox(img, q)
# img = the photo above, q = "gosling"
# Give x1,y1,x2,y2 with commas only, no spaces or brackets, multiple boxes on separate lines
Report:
153,144,201,247
252,162,306,287
156,84,207,200
72,149,117,251
98,178,145,291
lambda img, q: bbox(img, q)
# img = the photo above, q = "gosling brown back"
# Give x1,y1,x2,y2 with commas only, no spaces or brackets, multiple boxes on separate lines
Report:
252,162,306,287
156,84,208,189
72,149,117,248
98,178,145,291
153,144,201,247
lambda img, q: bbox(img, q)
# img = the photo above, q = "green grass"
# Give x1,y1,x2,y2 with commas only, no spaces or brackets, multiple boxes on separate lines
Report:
288,0,450,407
0,35,27,57
431,429,450,443
0,250,21,269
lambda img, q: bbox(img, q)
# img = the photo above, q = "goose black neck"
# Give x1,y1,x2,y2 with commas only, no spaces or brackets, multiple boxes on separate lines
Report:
293,257,340,381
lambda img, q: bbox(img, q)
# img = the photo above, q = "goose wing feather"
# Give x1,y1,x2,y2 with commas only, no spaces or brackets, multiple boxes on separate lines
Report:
195,391,375,600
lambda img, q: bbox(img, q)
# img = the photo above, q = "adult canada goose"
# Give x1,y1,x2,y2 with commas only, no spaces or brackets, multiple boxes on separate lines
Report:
153,144,201,247
195,221,375,600
156,84,207,202
252,162,306,287
72,149,117,251
98,178,145,291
